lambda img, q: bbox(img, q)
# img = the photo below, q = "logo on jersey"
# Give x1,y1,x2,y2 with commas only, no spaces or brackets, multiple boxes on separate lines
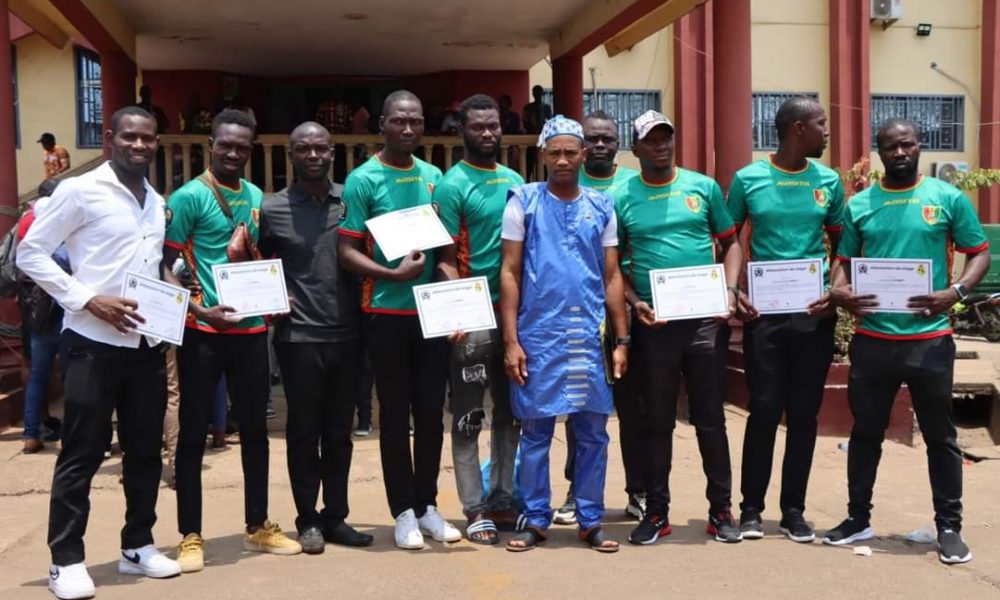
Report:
164,207,173,227
684,196,701,213
427,183,436,195
251,208,260,227
813,189,828,208
922,205,941,225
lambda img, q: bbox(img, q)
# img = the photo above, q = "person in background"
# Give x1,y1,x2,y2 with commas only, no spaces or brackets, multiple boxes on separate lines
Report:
38,133,70,179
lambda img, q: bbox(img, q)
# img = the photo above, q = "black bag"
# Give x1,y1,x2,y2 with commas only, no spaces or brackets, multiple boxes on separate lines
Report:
18,280,63,334
0,226,20,298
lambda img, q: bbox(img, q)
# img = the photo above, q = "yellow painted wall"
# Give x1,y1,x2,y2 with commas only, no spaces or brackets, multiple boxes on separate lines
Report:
749,0,830,164
529,27,674,170
530,0,984,176
14,34,103,195
868,0,981,176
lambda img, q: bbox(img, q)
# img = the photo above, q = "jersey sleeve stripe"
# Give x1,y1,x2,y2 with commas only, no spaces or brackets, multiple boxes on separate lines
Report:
712,225,738,240
956,240,989,254
338,228,365,239
164,240,186,250
824,225,844,232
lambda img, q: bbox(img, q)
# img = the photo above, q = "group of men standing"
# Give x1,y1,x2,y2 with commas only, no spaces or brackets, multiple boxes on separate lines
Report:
16,86,989,600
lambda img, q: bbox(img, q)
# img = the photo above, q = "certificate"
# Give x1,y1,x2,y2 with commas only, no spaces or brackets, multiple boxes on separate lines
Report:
120,271,190,346
413,276,497,339
649,264,729,321
212,259,290,318
365,205,454,262
747,258,824,314
851,258,933,313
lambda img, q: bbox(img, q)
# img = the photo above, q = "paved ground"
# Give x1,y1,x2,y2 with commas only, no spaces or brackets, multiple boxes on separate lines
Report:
2,386,999,600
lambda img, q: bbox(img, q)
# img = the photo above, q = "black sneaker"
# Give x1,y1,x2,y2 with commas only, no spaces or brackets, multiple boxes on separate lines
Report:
707,511,743,543
353,417,372,437
822,517,873,546
625,492,646,521
739,509,764,540
628,513,671,545
298,525,325,555
553,490,577,525
937,529,972,564
779,511,815,543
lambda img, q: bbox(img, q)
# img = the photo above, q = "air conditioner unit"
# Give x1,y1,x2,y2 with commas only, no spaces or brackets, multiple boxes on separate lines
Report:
871,0,903,20
932,161,969,184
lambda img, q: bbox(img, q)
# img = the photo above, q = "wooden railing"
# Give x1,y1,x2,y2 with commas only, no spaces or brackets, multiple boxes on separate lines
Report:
17,155,107,207
153,134,543,195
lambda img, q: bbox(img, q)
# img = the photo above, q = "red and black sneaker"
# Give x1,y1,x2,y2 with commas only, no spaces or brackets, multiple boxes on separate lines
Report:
628,513,672,545
707,511,743,543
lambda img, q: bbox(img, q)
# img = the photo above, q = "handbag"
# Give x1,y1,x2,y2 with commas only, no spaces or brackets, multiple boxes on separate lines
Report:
196,171,261,263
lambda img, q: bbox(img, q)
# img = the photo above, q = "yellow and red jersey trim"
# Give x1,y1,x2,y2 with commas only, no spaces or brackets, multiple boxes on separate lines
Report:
855,327,953,341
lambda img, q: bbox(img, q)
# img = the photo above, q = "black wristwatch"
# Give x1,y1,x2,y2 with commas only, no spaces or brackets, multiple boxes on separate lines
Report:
726,285,740,296
615,336,632,348
952,283,969,302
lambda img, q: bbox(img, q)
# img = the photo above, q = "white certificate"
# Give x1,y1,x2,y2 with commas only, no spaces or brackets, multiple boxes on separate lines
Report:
413,276,497,339
212,259,290,318
851,258,933,313
649,264,729,321
747,258,825,314
120,271,190,346
365,205,454,262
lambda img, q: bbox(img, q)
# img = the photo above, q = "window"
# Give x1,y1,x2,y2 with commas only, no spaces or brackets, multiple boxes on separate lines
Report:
75,47,102,148
751,92,819,151
11,47,18,148
870,94,964,151
542,89,662,149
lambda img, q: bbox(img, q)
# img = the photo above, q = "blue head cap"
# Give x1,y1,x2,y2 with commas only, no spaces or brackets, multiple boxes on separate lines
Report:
537,114,584,148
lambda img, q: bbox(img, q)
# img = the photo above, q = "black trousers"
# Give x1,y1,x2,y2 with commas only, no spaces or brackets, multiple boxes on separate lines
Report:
740,314,835,515
176,329,270,534
634,318,733,516
274,339,362,532
563,360,646,497
846,334,962,530
366,314,449,518
48,330,167,566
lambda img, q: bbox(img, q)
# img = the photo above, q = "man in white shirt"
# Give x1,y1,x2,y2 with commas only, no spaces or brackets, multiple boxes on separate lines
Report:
18,106,181,600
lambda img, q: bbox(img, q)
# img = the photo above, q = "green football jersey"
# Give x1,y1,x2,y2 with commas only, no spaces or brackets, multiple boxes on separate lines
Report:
579,164,638,192
340,154,443,314
727,157,844,282
837,176,988,339
611,168,736,304
434,160,524,303
165,172,265,333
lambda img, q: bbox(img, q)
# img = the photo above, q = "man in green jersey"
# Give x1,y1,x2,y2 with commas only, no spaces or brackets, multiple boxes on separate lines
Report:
338,90,460,550
728,97,844,543
611,110,744,545
165,109,301,573
435,94,524,544
556,110,644,527
824,119,990,565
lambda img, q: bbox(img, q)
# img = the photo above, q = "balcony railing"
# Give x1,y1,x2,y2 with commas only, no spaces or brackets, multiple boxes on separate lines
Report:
152,134,544,195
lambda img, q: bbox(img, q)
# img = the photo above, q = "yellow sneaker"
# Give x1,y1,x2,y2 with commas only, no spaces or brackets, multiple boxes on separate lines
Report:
244,521,302,555
177,533,205,573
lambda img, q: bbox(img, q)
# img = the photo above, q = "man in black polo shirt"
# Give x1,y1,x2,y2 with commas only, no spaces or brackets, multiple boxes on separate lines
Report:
258,121,373,554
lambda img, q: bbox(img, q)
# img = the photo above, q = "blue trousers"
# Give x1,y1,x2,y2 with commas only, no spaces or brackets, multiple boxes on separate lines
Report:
22,330,61,440
519,411,609,530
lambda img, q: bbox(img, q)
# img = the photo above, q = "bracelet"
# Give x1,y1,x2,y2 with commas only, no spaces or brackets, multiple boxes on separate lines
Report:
726,285,740,295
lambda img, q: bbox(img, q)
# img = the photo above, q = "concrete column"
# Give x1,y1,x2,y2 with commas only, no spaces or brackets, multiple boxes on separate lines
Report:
0,0,20,230
552,55,584,121
828,0,871,172
712,0,752,192
673,1,714,175
100,50,137,159
980,0,1000,222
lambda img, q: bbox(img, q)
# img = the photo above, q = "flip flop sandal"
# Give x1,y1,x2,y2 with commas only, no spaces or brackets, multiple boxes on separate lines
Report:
466,516,499,545
506,526,546,552
580,527,619,553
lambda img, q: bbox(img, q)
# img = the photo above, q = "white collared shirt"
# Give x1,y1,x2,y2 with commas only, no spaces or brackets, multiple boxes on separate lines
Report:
17,161,166,347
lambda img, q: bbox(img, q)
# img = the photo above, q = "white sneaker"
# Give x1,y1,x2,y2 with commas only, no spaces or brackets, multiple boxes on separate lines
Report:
394,509,425,549
48,563,95,600
417,505,461,543
118,544,181,578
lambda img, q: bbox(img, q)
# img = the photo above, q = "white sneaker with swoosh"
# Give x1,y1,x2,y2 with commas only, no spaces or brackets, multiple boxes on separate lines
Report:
118,544,181,578
48,563,95,600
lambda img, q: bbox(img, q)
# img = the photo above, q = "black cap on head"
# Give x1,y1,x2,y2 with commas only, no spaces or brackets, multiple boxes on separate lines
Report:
37,132,55,144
